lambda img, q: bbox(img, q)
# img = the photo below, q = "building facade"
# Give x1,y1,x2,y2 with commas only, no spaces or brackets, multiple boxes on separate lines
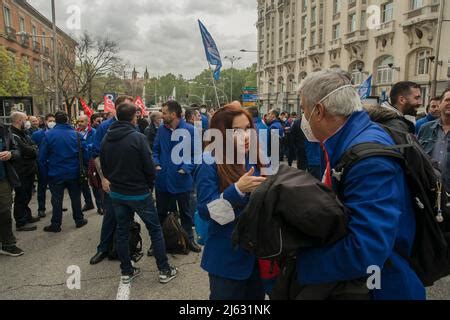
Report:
0,0,77,117
257,0,450,113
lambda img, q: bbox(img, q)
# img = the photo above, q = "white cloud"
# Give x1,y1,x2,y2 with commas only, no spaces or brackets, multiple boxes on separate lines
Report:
27,0,258,78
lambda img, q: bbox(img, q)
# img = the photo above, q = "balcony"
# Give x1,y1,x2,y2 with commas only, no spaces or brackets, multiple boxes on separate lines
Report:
374,20,396,38
266,4,275,14
333,12,341,20
298,50,308,59
403,4,440,26
343,30,368,45
44,47,50,57
308,44,325,56
4,26,17,42
277,0,284,9
284,53,296,63
329,38,342,51
19,33,30,48
32,41,41,53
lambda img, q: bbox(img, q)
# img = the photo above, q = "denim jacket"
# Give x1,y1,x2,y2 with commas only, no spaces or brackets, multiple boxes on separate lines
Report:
418,119,440,155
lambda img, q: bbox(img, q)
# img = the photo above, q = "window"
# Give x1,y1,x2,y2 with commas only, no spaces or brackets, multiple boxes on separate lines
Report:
333,0,341,14
411,0,424,10
349,14,357,32
311,7,316,23
3,6,11,27
333,24,341,40
416,49,431,75
301,37,306,50
376,56,394,85
32,26,37,43
319,29,323,44
360,11,366,30
302,16,308,34
42,31,46,48
19,17,25,33
302,0,308,12
311,31,316,46
382,1,394,23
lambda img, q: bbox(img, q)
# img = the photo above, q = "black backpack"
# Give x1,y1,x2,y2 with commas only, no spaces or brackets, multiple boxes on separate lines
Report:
332,125,450,287
108,221,144,263
162,212,190,255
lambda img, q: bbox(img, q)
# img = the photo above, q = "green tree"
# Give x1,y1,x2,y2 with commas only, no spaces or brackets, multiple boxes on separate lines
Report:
0,45,30,96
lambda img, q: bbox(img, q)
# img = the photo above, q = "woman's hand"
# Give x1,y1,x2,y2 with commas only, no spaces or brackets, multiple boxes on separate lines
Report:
236,167,266,194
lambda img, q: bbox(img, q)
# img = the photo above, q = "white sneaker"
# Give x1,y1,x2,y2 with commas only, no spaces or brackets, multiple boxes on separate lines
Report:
120,267,141,284
159,267,178,284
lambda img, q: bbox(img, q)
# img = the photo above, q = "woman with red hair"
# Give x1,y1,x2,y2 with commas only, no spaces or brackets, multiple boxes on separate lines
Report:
194,102,267,300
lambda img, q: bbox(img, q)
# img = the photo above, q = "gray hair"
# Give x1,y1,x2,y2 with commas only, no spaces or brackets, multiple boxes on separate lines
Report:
10,112,27,124
298,69,363,117
150,111,162,122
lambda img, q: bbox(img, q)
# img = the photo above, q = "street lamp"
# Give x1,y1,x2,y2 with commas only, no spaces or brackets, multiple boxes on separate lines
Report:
224,55,241,102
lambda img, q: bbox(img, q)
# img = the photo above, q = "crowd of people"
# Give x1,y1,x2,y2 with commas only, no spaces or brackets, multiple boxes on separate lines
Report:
0,68,449,300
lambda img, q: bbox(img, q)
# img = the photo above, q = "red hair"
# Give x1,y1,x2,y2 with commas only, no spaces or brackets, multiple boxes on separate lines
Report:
207,102,263,192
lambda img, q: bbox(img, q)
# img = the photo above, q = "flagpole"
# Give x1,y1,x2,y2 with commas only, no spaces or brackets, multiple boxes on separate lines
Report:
208,62,221,108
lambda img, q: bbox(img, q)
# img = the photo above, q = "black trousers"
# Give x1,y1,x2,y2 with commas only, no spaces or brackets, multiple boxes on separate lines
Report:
0,179,16,247
13,174,34,228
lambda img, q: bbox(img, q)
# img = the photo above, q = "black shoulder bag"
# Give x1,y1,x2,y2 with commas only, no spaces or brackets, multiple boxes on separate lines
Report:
76,133,88,185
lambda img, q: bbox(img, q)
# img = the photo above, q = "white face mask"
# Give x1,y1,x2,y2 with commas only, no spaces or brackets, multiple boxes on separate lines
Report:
24,121,31,130
301,106,319,143
47,121,56,129
301,84,354,143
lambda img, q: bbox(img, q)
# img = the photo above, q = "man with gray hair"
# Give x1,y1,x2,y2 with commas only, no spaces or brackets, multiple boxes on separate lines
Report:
144,111,162,150
295,69,425,300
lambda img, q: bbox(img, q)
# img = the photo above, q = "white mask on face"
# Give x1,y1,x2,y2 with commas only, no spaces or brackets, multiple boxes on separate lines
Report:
24,121,31,130
301,106,319,143
301,84,354,143
47,121,56,129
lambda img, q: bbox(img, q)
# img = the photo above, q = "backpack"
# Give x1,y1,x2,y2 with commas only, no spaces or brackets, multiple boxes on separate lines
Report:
162,212,190,255
332,125,450,287
108,221,143,263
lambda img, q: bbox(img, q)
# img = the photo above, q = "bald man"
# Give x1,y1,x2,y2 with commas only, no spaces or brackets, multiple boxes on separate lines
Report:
10,112,39,231
77,115,97,212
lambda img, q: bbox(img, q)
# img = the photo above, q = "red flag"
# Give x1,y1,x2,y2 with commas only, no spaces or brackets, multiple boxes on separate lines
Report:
134,96,148,116
104,96,116,114
79,98,94,119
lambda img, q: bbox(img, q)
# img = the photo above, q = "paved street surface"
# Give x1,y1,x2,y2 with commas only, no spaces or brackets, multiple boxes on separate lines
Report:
0,190,449,300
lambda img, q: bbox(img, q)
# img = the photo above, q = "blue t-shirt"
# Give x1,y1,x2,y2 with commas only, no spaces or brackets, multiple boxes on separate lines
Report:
0,138,6,181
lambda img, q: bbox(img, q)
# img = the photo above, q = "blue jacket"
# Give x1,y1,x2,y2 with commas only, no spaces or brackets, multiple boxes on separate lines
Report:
38,124,88,183
268,120,284,138
305,141,321,166
201,114,209,130
92,118,116,158
415,113,436,135
296,111,425,300
253,117,268,132
31,129,47,147
153,120,195,194
194,153,259,280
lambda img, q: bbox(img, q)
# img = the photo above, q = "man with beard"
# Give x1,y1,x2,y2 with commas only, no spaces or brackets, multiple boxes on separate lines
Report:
381,81,422,134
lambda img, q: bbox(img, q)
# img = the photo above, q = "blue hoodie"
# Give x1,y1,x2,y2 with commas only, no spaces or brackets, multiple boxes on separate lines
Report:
296,111,425,300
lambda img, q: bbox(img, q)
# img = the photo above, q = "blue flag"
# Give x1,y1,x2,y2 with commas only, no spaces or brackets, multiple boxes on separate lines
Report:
198,20,222,81
358,75,372,100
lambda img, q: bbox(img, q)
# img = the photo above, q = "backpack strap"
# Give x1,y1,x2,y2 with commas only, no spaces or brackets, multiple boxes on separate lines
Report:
332,143,411,186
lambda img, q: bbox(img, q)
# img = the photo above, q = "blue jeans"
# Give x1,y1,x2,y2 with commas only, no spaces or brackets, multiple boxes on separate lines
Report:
97,193,116,253
92,186,104,211
156,191,194,241
48,180,84,227
37,169,47,212
209,263,265,300
112,195,170,275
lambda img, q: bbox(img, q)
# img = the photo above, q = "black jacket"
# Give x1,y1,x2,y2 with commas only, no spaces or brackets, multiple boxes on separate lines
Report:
100,121,156,196
144,122,158,150
0,124,21,187
10,126,38,177
367,105,415,134
290,119,308,170
137,118,149,134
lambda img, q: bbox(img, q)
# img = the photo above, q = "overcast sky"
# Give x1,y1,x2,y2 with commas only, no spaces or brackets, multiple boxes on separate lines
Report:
27,0,258,79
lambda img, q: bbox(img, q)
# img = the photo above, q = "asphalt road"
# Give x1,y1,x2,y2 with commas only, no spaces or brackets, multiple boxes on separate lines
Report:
0,190,449,300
